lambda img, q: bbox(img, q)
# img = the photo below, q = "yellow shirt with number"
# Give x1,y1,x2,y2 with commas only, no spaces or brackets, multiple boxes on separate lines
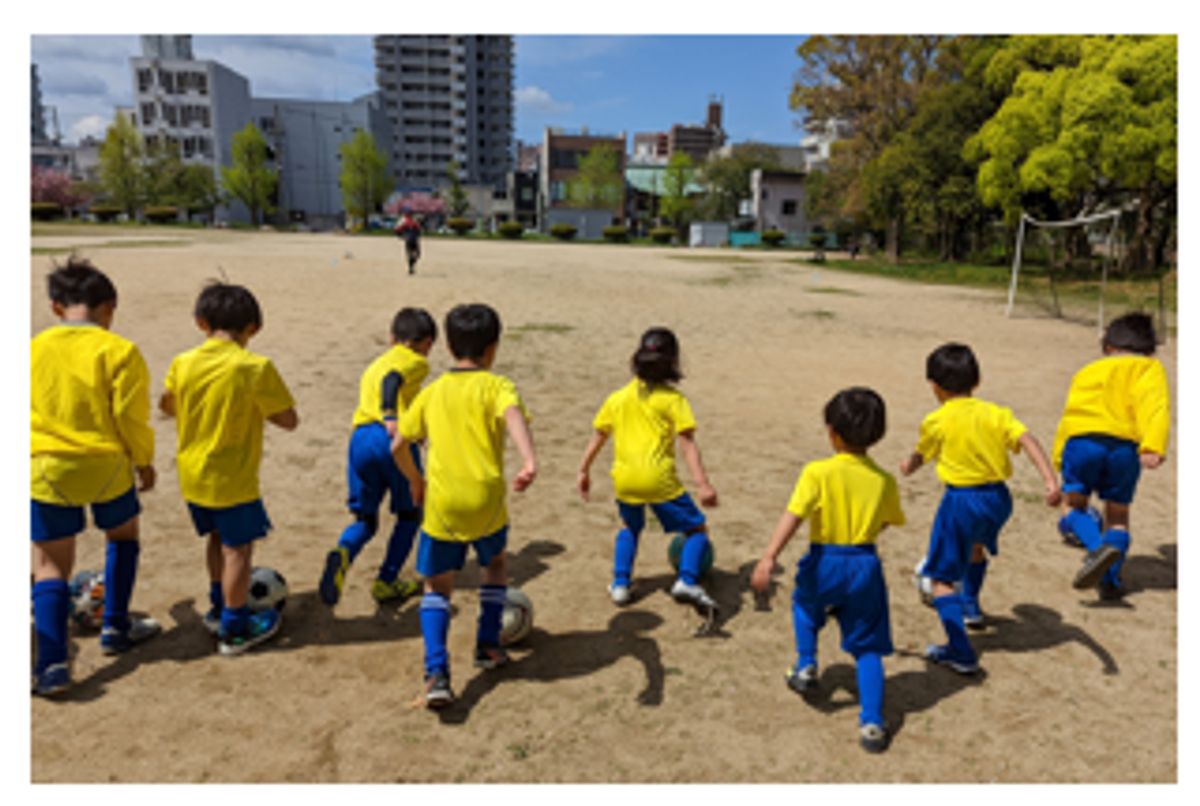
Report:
1051,354,1170,467
164,339,295,508
31,323,154,505
398,369,529,542
592,378,696,505
916,397,1028,487
787,453,905,545
350,344,429,427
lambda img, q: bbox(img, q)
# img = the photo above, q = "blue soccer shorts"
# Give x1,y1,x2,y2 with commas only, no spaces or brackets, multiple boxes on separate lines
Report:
345,423,421,517
187,499,272,547
31,486,140,543
617,493,706,535
924,482,1012,584
1060,434,1141,505
792,544,893,659
416,526,508,577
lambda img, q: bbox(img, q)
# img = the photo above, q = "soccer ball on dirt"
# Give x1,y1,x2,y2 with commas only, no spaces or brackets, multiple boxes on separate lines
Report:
248,567,288,612
913,557,962,607
69,569,105,630
500,587,534,646
667,533,715,578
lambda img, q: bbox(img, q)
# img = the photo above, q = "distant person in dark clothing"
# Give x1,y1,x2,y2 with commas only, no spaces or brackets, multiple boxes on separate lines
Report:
395,211,422,275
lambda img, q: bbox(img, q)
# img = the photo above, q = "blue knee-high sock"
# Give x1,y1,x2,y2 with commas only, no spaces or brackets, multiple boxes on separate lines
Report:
855,652,885,727
420,592,451,675
613,528,639,587
963,560,988,616
790,591,819,669
678,531,710,586
32,579,71,675
933,593,976,661
209,581,224,613
1102,528,1131,586
336,517,377,563
477,585,506,647
377,518,419,583
1061,509,1103,552
220,605,251,637
103,540,139,632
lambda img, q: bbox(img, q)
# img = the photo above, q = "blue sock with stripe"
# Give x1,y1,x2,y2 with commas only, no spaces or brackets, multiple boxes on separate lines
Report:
933,593,976,662
678,531,710,586
963,560,988,618
855,652,885,727
103,539,139,633
209,580,224,613
32,579,71,675
790,590,819,669
378,518,419,584
220,605,251,638
420,592,451,675
1061,509,1103,552
613,528,639,587
1102,528,1131,587
477,585,506,647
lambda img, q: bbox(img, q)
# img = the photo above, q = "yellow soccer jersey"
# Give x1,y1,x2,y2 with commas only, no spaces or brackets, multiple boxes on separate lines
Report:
398,369,530,542
31,324,154,505
787,453,905,545
164,339,295,508
592,378,697,505
1051,354,1170,467
916,397,1028,487
350,344,430,428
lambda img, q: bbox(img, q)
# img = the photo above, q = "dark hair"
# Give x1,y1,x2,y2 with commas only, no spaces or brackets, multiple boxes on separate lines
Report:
631,327,682,385
1103,312,1157,355
446,303,501,360
194,282,263,333
926,343,979,394
47,257,117,309
392,307,438,344
824,387,887,450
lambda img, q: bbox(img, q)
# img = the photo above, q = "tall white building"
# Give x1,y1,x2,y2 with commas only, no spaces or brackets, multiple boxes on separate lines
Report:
800,117,852,172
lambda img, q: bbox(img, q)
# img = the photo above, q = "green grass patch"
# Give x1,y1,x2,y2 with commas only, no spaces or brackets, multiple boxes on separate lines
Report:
791,308,837,321
667,254,759,265
510,322,575,334
30,247,73,256
689,265,765,287
804,284,863,296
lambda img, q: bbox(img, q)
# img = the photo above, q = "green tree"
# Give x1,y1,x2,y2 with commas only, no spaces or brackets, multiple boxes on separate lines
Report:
143,139,185,206
444,159,470,217
660,152,696,236
699,144,781,220
220,123,277,226
177,164,221,221
567,144,623,209
340,130,390,229
98,112,145,219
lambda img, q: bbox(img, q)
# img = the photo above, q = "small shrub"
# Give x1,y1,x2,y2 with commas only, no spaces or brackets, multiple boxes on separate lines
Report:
762,229,787,247
602,225,628,243
89,204,122,222
31,202,64,221
649,226,675,245
549,223,577,241
808,230,827,249
447,217,474,236
144,205,179,224
498,221,524,239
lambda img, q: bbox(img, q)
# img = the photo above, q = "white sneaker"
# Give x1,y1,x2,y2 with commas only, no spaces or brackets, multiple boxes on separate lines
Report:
670,579,718,614
608,582,631,606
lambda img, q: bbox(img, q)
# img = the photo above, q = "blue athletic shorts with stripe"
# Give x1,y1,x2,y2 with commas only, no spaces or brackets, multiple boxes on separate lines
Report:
346,422,421,517
793,544,893,658
416,526,508,577
31,486,140,543
1060,434,1141,505
924,482,1012,584
187,499,272,547
617,493,706,535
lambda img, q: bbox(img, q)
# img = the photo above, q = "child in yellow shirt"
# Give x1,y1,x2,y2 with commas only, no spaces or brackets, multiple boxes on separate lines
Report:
1053,313,1170,600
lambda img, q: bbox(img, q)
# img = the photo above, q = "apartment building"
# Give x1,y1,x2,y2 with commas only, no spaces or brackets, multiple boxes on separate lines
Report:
800,117,852,172
667,98,725,163
32,64,48,144
373,35,513,192
631,131,669,165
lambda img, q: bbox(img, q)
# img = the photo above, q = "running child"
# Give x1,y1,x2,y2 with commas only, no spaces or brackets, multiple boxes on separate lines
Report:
577,327,720,618
1053,313,1170,600
393,303,537,708
900,343,1060,674
31,258,160,696
319,307,437,606
160,282,298,655
394,211,422,275
751,387,904,753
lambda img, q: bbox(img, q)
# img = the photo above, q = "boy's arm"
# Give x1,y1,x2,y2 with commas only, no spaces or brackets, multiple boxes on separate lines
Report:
159,390,176,418
751,511,802,593
111,348,155,490
899,452,924,476
1134,362,1170,467
267,408,299,430
505,406,538,492
1017,432,1061,506
577,429,609,501
391,433,425,505
677,429,717,506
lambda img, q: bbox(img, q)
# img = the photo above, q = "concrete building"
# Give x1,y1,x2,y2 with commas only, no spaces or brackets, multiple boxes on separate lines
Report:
32,64,48,145
515,140,540,172
749,169,811,236
667,98,725,163
800,117,852,172
631,131,669,165
712,140,807,172
540,127,625,215
373,35,513,192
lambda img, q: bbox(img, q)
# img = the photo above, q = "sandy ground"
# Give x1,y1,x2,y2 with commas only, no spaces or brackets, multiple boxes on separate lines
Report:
28,230,1177,783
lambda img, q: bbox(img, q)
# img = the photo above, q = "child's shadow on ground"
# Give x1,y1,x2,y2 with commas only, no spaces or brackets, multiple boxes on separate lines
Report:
973,603,1118,674
436,610,665,725
1121,543,1176,595
624,560,755,638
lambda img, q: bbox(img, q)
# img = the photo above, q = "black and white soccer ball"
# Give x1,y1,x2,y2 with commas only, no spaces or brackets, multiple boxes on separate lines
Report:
500,587,534,646
248,566,288,612
68,569,105,630
913,557,962,607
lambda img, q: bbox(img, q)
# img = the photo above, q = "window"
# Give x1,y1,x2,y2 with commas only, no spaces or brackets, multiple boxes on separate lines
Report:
782,200,797,216
137,68,153,93
140,102,156,124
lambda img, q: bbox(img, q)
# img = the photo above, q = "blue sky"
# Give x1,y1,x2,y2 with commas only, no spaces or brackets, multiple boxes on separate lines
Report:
30,35,808,147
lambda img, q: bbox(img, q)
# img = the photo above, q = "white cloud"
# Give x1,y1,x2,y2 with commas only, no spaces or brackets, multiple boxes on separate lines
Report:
69,115,109,142
515,36,632,67
515,85,572,114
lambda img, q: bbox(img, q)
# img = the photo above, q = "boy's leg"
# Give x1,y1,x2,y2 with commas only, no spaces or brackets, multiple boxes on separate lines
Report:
206,532,224,631
961,544,988,628
31,533,76,690
476,545,509,667
415,532,465,706
1100,502,1132,596
928,583,978,672
220,542,254,637
612,503,645,593
790,588,823,676
93,490,159,654
1060,493,1104,552
677,527,712,586
854,652,885,727
374,443,423,597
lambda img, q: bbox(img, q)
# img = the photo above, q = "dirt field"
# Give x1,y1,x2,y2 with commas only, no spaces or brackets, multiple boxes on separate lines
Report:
29,228,1177,783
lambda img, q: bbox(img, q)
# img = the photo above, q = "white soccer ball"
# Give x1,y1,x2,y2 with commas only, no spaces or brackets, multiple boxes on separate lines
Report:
69,569,105,630
913,557,962,607
248,566,288,612
500,587,534,646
